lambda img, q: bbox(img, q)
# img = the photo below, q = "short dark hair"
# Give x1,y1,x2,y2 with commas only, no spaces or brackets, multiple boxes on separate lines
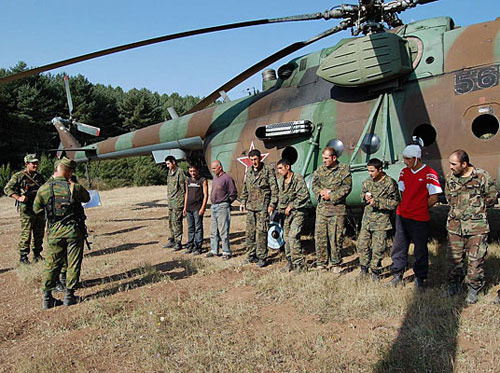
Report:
451,149,470,165
322,146,337,157
277,158,291,167
188,163,198,170
165,156,177,164
248,149,261,158
367,158,383,169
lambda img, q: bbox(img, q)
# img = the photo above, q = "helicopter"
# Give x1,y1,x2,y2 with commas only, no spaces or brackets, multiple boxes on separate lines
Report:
2,0,500,208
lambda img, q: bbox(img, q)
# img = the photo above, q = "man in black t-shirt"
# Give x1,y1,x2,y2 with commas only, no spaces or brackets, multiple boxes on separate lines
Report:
183,164,208,254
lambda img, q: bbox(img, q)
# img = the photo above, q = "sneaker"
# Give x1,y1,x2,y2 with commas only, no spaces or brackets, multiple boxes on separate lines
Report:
387,272,404,287
222,254,232,261
192,250,202,256
206,252,216,258
257,259,267,268
315,264,326,271
330,266,342,274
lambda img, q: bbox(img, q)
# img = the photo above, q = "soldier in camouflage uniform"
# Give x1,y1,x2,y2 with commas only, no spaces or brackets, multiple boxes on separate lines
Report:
33,157,90,309
240,149,278,267
163,156,186,251
357,158,400,280
312,146,352,271
444,149,498,304
4,154,46,264
276,158,310,271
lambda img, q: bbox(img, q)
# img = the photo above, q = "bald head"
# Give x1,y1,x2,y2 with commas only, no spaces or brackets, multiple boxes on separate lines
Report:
211,160,223,177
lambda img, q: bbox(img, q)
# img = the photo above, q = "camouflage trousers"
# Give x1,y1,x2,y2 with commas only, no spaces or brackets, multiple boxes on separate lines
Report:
42,237,84,291
284,211,305,267
448,232,488,290
315,214,345,266
168,207,183,245
245,210,269,260
357,227,388,273
18,212,45,257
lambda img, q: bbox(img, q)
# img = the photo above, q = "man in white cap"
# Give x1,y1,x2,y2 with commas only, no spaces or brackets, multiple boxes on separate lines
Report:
389,144,442,289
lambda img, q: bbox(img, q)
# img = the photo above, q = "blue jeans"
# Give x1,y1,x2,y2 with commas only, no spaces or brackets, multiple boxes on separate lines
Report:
210,202,231,255
186,209,203,250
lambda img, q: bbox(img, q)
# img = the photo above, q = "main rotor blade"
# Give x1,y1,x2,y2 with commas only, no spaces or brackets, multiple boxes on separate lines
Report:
64,75,73,117
0,12,338,85
184,22,350,115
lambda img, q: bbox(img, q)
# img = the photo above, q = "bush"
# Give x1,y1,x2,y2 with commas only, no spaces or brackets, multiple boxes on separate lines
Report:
0,163,12,196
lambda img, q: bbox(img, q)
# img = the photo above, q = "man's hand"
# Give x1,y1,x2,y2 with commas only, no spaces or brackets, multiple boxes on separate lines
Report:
320,189,331,201
17,195,27,203
199,208,205,216
285,205,292,216
182,208,187,217
268,206,275,215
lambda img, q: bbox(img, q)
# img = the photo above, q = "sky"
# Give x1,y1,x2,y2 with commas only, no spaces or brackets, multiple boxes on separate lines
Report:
0,0,496,100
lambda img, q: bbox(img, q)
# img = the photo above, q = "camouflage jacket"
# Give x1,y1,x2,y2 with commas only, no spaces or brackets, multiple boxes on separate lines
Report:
312,163,352,216
361,175,400,231
3,170,46,215
240,164,278,211
33,176,90,239
166,167,186,209
445,167,498,235
277,173,310,213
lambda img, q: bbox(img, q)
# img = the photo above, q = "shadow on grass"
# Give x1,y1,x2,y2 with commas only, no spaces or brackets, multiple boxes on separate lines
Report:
85,241,158,258
0,267,14,275
132,200,168,210
82,258,197,301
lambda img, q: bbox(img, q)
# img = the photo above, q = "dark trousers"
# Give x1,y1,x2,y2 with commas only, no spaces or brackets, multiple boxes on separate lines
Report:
186,209,203,250
390,215,430,279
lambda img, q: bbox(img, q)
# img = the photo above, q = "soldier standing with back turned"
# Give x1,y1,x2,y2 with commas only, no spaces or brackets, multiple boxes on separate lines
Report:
33,157,90,309
4,154,46,264
240,149,278,268
444,149,498,304
312,146,352,272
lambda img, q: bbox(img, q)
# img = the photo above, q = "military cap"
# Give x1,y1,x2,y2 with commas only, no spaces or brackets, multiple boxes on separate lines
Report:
59,157,77,170
24,154,39,163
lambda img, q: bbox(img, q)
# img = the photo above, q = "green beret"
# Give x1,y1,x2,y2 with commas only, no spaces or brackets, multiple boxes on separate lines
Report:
59,157,76,170
24,154,39,163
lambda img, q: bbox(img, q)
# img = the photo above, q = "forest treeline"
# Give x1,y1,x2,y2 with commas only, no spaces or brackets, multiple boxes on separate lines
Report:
0,62,202,167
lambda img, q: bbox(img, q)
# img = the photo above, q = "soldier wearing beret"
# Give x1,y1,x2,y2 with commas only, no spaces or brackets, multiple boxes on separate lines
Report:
33,157,90,309
3,154,46,264
444,149,498,304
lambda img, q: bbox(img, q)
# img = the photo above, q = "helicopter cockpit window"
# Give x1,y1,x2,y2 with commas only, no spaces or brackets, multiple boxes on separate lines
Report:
361,134,381,154
413,124,437,146
282,146,298,165
326,138,344,157
472,114,499,140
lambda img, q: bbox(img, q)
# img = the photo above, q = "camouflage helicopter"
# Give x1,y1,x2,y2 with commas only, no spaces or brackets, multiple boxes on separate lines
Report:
2,0,500,209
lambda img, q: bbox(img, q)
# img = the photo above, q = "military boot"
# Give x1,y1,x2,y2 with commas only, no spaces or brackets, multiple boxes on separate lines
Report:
162,239,175,249
33,253,44,263
370,271,380,282
43,291,61,310
414,277,425,292
444,281,462,297
20,255,30,265
465,286,480,305
173,243,183,252
280,257,293,273
359,266,369,278
63,288,80,306
55,273,67,293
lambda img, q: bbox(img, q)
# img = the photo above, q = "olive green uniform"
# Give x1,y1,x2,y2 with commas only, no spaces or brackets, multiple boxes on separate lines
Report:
240,164,278,260
312,163,352,266
357,175,400,273
166,167,186,246
277,173,310,267
4,170,46,259
33,176,90,291
445,167,498,290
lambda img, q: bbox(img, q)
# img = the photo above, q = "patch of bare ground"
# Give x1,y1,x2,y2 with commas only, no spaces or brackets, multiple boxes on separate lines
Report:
0,185,499,372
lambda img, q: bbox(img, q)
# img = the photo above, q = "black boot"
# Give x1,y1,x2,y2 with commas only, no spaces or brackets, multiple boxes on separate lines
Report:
63,288,80,306
43,291,61,310
20,255,30,265
465,286,480,305
173,243,183,252
444,281,462,297
33,253,44,262
280,257,293,273
162,239,175,249
370,270,380,282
